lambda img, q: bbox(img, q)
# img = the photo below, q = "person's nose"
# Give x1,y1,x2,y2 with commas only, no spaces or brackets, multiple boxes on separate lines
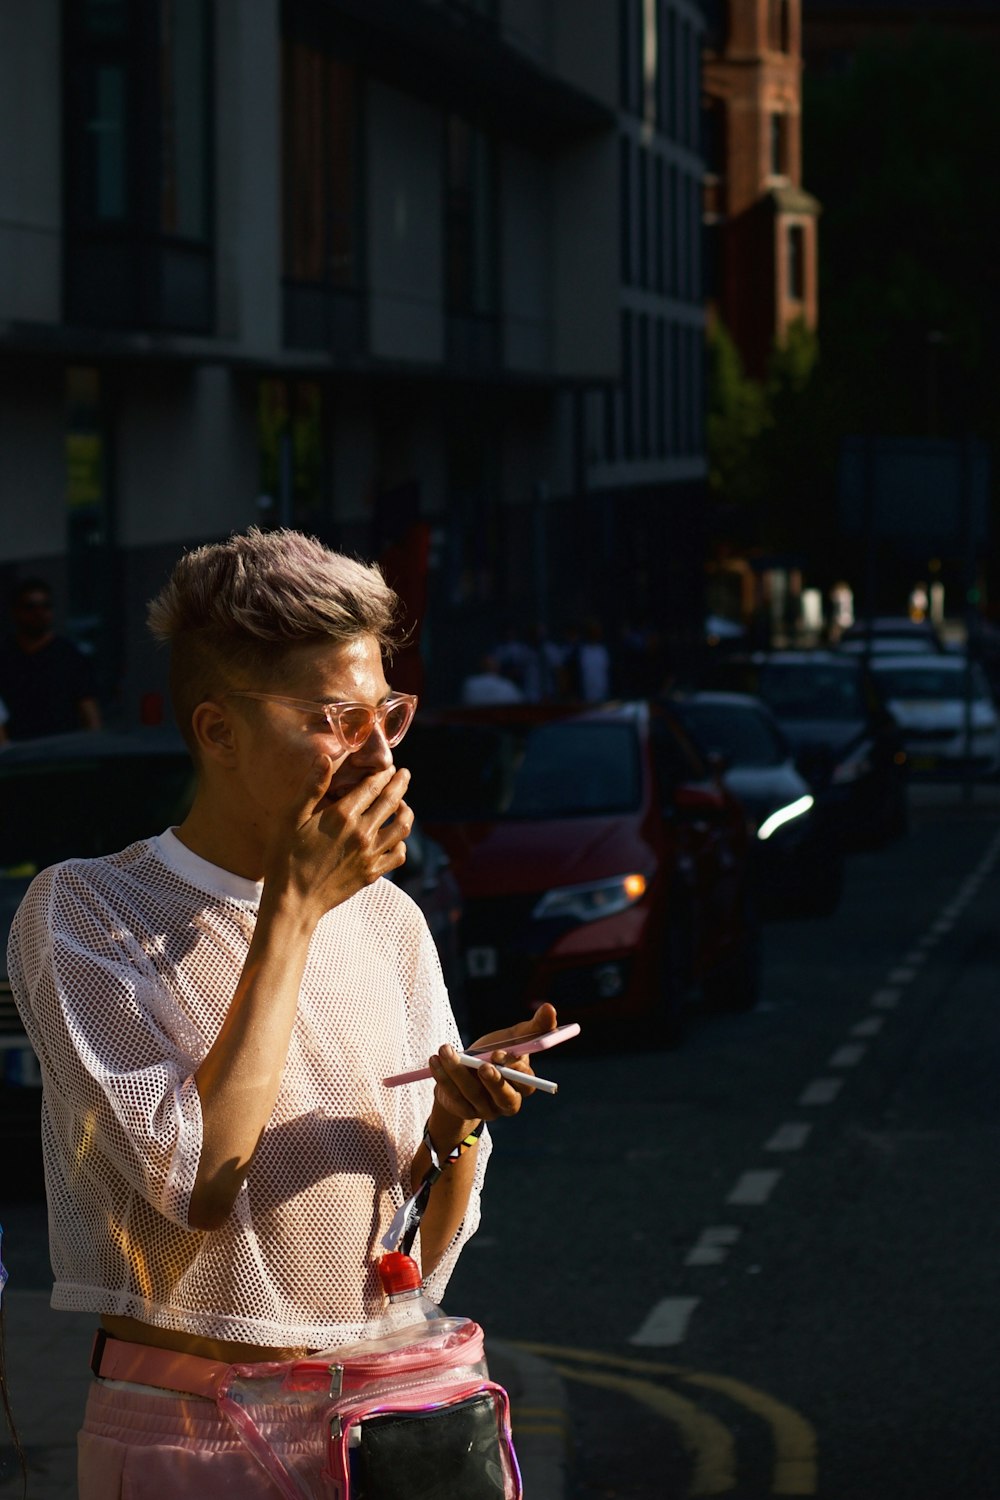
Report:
351,721,395,772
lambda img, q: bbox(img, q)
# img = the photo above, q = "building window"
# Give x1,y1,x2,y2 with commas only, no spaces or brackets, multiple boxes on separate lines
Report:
770,0,791,52
258,379,327,530
689,174,702,301
63,0,213,331
655,318,667,457
704,98,726,179
638,315,651,457
638,146,649,289
787,223,805,301
619,0,642,115
654,155,665,294
282,45,359,289
445,116,497,318
619,136,634,287
66,366,117,693
445,115,498,370
160,0,210,240
769,112,789,178
622,311,635,461
280,30,365,355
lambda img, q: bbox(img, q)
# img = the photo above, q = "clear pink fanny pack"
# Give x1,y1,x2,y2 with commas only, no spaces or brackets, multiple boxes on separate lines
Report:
216,1320,522,1500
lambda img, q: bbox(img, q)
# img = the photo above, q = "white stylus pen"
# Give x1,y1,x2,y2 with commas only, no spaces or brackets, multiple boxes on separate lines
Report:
456,1052,559,1095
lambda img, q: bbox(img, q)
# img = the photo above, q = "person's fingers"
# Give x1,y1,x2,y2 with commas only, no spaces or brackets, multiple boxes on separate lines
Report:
294,753,335,825
429,1046,528,1120
468,1002,559,1056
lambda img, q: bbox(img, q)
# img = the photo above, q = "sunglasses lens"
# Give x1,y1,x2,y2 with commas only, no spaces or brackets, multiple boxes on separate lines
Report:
337,706,375,749
382,700,413,746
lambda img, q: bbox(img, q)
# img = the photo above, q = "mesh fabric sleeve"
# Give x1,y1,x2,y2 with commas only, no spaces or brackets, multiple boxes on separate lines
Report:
9,865,206,1228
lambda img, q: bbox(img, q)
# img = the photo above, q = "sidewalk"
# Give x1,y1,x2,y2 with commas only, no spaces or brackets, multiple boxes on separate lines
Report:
0,1289,572,1498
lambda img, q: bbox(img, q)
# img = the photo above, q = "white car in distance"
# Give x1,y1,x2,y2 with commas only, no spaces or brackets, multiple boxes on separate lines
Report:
869,653,1000,777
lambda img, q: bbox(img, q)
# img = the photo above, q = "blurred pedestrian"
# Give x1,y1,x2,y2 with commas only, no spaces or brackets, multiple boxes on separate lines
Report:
461,652,524,705
492,626,534,696
0,578,101,739
566,618,611,703
522,623,564,702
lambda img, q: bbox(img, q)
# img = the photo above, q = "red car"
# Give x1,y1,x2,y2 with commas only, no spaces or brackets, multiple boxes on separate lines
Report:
401,701,759,1046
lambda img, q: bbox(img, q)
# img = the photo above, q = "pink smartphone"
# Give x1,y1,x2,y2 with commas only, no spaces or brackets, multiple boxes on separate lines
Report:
383,1021,581,1087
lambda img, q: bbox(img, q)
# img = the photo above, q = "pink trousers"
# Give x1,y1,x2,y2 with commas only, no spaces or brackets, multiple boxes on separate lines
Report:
78,1378,334,1498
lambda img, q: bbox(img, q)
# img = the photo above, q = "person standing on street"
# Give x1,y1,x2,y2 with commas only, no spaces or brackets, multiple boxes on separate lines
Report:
460,652,525,705
7,527,557,1497
0,578,101,739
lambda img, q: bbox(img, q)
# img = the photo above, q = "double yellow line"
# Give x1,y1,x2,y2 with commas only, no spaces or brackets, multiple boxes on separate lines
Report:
514,1342,818,1496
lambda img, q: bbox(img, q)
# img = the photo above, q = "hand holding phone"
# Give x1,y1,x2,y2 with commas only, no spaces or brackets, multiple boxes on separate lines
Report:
383,1021,581,1087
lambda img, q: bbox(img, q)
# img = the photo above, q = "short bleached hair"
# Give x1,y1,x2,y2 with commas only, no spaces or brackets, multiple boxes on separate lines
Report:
148,527,401,750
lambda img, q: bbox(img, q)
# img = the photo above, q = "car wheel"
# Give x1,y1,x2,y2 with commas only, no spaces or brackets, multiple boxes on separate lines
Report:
703,887,761,1013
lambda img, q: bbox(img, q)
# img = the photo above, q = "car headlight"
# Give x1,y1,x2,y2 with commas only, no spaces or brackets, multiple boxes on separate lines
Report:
831,743,873,784
757,794,815,841
532,873,648,924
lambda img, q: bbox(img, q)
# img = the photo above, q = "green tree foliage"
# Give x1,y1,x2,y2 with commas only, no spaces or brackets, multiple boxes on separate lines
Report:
706,320,768,519
708,317,836,553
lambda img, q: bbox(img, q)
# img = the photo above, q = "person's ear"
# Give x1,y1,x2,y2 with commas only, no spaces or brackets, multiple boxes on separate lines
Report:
190,700,239,768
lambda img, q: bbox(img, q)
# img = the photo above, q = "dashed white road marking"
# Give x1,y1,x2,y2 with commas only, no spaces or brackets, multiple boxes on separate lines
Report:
852,1016,885,1038
829,1043,867,1068
931,920,953,934
726,1170,783,1206
685,1226,742,1266
888,967,917,984
764,1122,812,1152
872,988,901,1009
629,1297,701,1347
799,1078,843,1106
902,950,926,966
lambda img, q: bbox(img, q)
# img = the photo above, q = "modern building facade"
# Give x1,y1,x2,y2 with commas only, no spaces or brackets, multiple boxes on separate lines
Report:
702,0,819,377
0,0,708,718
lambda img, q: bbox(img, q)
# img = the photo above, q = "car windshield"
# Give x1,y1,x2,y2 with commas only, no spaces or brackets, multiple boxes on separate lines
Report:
404,721,642,821
757,663,866,721
677,703,785,768
0,754,196,875
872,664,990,702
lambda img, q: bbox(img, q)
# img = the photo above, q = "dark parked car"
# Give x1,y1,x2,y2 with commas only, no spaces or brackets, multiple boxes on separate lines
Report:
670,691,844,918
703,652,909,848
0,730,196,1191
0,727,464,1190
838,615,944,656
400,700,760,1047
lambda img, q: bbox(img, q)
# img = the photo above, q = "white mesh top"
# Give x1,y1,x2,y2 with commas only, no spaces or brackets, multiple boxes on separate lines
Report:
8,830,489,1348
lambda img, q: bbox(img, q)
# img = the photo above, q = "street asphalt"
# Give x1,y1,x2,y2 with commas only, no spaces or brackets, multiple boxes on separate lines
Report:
0,1281,571,1498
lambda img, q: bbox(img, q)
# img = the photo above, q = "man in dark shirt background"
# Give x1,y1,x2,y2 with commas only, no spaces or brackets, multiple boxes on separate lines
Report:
0,578,102,739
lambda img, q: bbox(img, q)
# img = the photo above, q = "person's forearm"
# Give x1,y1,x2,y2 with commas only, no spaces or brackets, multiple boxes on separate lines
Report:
410,1105,482,1278
189,896,315,1229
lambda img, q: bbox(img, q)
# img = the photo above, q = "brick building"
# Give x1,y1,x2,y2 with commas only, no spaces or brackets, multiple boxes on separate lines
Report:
702,0,820,377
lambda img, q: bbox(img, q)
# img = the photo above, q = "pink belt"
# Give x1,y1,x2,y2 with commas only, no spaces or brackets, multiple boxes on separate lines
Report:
90,1329,238,1399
